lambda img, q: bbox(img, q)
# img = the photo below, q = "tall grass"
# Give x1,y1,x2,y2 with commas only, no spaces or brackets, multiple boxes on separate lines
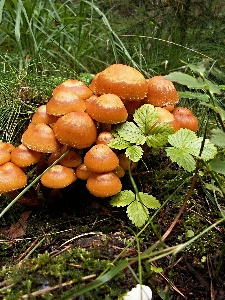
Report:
1,0,224,75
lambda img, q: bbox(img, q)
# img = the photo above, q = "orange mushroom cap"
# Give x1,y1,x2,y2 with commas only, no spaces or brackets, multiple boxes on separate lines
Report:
48,149,82,168
171,107,199,132
86,171,122,197
155,107,175,124
46,89,86,116
53,111,97,149
113,165,125,178
96,131,114,145
11,144,41,167
145,76,179,107
21,123,60,153
0,148,11,165
0,141,15,153
84,144,119,173
41,165,77,189
31,105,59,125
89,73,101,95
53,79,93,100
95,64,148,101
85,94,128,124
0,162,27,194
76,163,93,180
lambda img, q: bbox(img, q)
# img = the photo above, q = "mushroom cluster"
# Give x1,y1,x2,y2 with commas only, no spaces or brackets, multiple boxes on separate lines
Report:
0,64,199,198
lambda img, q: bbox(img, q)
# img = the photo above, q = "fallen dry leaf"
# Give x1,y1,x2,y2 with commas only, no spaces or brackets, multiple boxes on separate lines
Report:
8,211,31,239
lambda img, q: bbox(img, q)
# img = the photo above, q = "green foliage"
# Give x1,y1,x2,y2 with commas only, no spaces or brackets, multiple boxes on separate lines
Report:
166,128,217,172
108,104,174,162
209,158,225,175
210,128,225,147
111,190,160,227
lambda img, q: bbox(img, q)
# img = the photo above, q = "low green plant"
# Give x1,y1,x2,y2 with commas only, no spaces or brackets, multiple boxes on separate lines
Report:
108,103,217,227
165,62,225,204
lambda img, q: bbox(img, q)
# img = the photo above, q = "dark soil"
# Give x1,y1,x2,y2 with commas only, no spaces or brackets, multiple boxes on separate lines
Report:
0,169,225,300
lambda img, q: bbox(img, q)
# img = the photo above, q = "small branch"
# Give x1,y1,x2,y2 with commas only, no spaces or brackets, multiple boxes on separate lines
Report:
20,275,96,299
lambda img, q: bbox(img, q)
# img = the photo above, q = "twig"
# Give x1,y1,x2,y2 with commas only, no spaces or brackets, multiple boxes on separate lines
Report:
20,275,96,299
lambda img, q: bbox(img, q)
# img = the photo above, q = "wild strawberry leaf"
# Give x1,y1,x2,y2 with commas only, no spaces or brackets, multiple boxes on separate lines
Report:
166,147,196,172
168,128,197,148
133,104,159,134
108,137,131,150
166,129,217,171
114,122,146,145
146,123,174,148
125,145,143,162
127,200,149,227
186,138,217,160
139,192,160,209
110,190,135,207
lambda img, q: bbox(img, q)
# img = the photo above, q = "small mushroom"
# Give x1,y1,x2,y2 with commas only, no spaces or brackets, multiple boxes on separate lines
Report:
0,162,27,194
53,79,93,99
155,107,174,123
41,165,77,189
0,141,15,153
95,64,148,101
84,144,119,173
11,144,41,168
145,76,179,108
21,123,60,153
76,163,92,180
96,131,114,145
48,149,82,168
31,105,59,125
53,111,97,149
113,165,125,178
86,171,122,197
172,107,199,132
46,89,86,116
85,93,128,125
0,148,11,165
89,73,101,95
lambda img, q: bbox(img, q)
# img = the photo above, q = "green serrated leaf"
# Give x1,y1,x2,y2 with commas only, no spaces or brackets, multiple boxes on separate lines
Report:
166,129,217,171
125,145,143,162
115,122,146,145
139,192,160,209
196,139,217,160
178,91,209,102
166,147,196,172
165,72,205,89
146,123,174,148
133,104,158,134
108,137,131,150
127,200,149,227
110,190,135,207
168,128,197,149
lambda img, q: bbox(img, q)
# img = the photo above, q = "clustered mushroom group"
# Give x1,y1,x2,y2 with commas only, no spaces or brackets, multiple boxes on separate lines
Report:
0,64,199,199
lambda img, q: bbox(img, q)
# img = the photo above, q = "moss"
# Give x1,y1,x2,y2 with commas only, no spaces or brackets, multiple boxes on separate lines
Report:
0,247,127,299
